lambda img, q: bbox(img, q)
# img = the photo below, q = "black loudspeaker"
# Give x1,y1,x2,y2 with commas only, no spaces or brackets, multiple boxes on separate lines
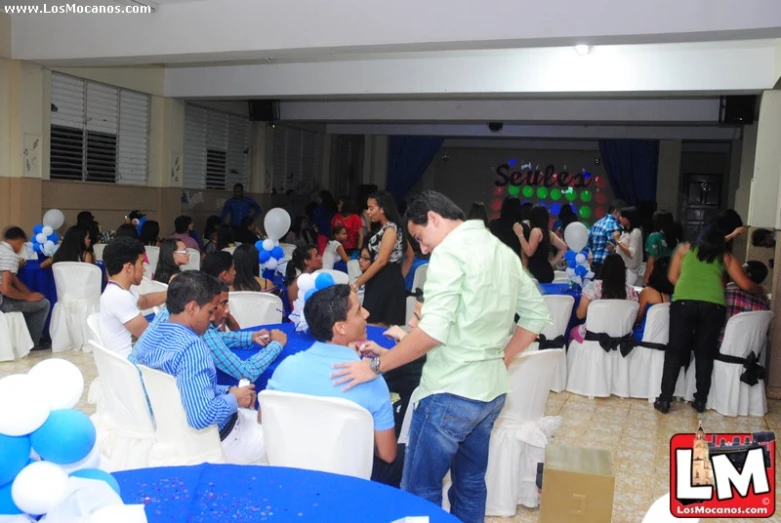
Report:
719,96,756,125
248,100,279,122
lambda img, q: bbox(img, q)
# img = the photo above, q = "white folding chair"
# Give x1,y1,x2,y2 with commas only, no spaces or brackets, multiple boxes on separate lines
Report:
552,270,569,283
526,295,574,393
279,243,296,259
144,246,160,281
137,365,225,466
312,269,349,285
130,278,168,316
566,300,639,398
89,344,156,471
92,244,106,262
707,311,773,416
51,262,102,353
221,246,237,255
411,264,428,294
228,291,284,329
259,390,374,479
182,248,201,271
86,312,103,347
486,350,563,514
0,311,34,362
642,494,698,522
624,303,670,401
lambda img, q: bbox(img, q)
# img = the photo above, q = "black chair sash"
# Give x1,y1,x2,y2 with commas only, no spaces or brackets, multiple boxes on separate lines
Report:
584,330,635,357
537,334,566,350
715,351,765,386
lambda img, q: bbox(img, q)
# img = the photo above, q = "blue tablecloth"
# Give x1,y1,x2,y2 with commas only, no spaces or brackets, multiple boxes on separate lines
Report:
115,464,459,523
405,257,429,291
215,322,395,391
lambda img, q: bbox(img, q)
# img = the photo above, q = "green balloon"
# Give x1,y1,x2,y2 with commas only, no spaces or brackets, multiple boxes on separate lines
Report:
550,188,562,201
507,185,520,196
565,188,577,201
580,190,592,203
522,186,534,198
579,206,592,219
536,187,548,199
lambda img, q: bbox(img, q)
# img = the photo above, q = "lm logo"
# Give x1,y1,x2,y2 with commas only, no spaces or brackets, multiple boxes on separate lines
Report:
670,423,775,518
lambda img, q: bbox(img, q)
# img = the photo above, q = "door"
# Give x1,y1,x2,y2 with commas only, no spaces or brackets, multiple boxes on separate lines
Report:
681,173,722,242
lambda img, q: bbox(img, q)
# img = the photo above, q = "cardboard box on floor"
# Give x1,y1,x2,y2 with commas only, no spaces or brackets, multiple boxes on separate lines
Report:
539,444,615,523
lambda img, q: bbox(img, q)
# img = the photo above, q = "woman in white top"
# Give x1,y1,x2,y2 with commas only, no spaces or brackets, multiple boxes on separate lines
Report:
322,225,350,270
612,206,643,285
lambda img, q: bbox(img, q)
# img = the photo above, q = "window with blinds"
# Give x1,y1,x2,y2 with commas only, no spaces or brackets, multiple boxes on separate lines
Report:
272,125,323,193
50,73,149,184
183,104,249,190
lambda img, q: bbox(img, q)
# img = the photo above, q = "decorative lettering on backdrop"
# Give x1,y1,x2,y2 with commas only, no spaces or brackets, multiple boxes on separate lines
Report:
495,163,593,189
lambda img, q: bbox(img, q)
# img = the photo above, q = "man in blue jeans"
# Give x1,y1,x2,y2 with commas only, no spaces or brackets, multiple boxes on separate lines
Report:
333,191,550,522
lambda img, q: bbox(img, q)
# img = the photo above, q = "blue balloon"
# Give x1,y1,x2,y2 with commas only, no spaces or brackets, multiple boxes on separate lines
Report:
304,288,317,301
135,216,147,236
259,250,271,263
549,203,561,216
30,409,96,465
567,258,577,269
565,251,576,261
270,246,284,260
33,224,43,235
70,468,121,495
0,434,31,487
0,483,21,515
49,233,59,244
254,240,265,252
575,265,587,278
315,272,335,290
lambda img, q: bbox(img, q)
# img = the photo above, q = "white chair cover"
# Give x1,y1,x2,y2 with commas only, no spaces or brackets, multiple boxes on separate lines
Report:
312,269,349,285
411,264,428,293
130,278,168,316
642,494,698,522
259,390,374,479
50,262,102,353
228,291,283,329
279,243,296,259
89,344,156,471
137,365,225,466
485,350,563,514
566,300,639,398
85,312,106,411
182,248,201,271
707,311,772,416
624,303,671,401
346,260,361,285
144,247,160,281
93,244,106,262
526,295,574,392
553,270,568,283
0,311,34,361
222,246,237,254
397,387,420,445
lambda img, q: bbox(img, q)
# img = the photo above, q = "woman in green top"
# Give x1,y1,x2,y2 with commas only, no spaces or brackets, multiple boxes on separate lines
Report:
643,211,679,287
654,227,764,414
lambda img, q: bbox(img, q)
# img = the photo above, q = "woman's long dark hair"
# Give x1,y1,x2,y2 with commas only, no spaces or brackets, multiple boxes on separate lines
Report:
233,244,262,292
216,225,233,251
559,204,577,232
620,207,638,232
529,205,550,248
498,197,522,224
139,220,160,246
115,223,139,239
285,245,317,286
368,191,406,246
653,211,679,250
154,239,181,284
53,226,89,263
319,191,338,216
696,227,727,264
600,254,627,300
647,256,674,295
203,215,221,241
467,202,488,225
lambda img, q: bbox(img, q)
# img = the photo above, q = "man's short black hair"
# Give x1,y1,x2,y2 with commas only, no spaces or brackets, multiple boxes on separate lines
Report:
166,271,222,315
608,199,627,213
103,236,145,276
744,261,769,285
201,251,233,279
405,191,466,226
752,228,775,247
233,183,244,190
3,227,27,241
304,284,352,342
174,216,192,234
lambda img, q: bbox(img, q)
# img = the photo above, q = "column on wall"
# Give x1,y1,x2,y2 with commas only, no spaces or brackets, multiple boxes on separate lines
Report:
655,140,682,215
150,97,185,232
362,135,388,188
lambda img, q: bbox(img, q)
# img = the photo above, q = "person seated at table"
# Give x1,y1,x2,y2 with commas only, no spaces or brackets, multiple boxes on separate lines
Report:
233,244,276,292
170,215,201,253
355,245,372,303
285,244,323,306
115,223,140,240
0,226,51,350
139,220,161,247
154,239,190,284
216,224,235,251
513,204,567,283
633,256,674,341
718,260,770,344
267,284,401,486
202,215,222,255
322,225,350,271
570,254,639,343
331,197,364,255
201,251,240,331
40,225,95,269
130,271,265,464
100,237,167,356
234,216,263,245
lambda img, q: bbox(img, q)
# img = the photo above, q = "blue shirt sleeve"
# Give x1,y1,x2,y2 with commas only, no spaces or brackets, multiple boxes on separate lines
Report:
368,378,395,431
249,198,262,216
176,340,238,430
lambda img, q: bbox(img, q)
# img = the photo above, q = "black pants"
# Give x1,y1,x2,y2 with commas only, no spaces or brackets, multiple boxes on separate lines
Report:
658,300,726,403
371,444,405,488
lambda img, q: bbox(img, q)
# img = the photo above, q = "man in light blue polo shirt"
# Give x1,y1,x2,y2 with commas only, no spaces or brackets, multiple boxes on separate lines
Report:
267,284,400,486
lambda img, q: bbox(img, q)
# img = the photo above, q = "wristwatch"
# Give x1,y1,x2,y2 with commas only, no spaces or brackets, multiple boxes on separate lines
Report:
370,356,382,375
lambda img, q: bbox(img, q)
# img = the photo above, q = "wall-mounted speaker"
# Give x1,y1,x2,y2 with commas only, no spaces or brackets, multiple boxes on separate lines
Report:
719,96,756,125
249,100,280,122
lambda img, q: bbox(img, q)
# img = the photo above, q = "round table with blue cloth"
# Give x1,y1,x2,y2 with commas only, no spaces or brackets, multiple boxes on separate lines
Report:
115,463,459,523
216,323,396,392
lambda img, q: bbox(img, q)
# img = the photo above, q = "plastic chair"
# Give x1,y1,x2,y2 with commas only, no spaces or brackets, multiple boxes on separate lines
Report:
411,264,428,293
623,303,670,401
259,390,374,479
312,269,349,285
144,246,160,281
397,387,420,445
707,311,772,416
221,246,237,255
93,244,106,262
51,262,102,352
0,311,34,362
130,278,168,316
526,295,574,392
642,494,698,522
228,291,284,329
279,243,296,259
86,312,103,347
137,365,225,466
552,270,568,283
89,344,156,471
566,300,639,398
182,248,201,271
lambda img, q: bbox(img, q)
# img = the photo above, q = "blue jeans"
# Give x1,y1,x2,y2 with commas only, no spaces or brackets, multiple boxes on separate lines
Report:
401,392,506,523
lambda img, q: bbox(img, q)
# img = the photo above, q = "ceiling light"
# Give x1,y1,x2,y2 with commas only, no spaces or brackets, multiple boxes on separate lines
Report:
575,45,590,56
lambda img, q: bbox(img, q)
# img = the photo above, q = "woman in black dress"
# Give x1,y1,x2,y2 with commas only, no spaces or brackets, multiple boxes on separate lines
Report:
353,191,414,326
515,204,567,283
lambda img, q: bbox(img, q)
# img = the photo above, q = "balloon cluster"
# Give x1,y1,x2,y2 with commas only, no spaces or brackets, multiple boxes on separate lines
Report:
0,359,121,519
562,222,595,288
134,216,147,237
289,272,337,332
30,224,59,257
256,239,285,272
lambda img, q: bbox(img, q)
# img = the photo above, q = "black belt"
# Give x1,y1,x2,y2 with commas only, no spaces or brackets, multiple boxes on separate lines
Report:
537,334,566,350
715,351,765,386
635,340,667,351
584,330,635,357
219,412,238,441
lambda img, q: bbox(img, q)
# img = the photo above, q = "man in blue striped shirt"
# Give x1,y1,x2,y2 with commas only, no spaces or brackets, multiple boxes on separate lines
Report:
130,271,266,464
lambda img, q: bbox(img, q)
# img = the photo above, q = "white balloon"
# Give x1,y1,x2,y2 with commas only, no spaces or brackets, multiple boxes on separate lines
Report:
42,209,65,230
297,273,315,293
263,208,291,242
262,239,274,252
0,374,51,436
41,226,53,237
28,358,85,410
11,461,69,515
35,233,47,244
59,441,101,474
565,268,576,277
575,253,586,265
564,222,589,253
265,258,278,271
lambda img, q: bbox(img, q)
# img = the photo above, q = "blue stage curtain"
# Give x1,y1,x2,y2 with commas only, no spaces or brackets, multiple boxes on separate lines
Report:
386,136,444,201
598,140,659,205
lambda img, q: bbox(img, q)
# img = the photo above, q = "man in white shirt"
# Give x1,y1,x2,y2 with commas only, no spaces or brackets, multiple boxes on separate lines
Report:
100,236,166,356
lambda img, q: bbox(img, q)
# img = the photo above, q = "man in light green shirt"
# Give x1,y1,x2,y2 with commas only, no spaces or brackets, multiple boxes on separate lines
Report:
333,191,549,522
